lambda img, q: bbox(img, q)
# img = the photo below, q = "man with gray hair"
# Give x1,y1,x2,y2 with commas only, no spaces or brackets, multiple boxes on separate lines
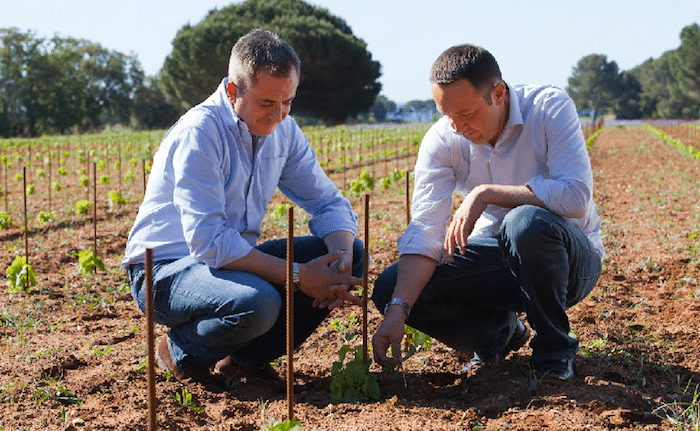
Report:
371,44,604,380
123,29,363,385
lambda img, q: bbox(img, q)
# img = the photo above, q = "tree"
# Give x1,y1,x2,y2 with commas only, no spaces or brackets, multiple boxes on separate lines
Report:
567,54,621,120
668,23,700,118
629,53,676,118
78,42,144,130
398,99,437,122
612,71,643,120
159,0,382,123
131,76,184,129
0,28,43,136
0,28,148,136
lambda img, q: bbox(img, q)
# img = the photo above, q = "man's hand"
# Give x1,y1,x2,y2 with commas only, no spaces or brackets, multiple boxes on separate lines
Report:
445,186,487,256
299,251,362,308
371,306,407,368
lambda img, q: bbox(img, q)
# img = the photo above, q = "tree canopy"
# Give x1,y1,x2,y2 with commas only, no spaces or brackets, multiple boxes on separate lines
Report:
159,0,382,124
567,54,621,121
0,28,177,137
568,23,700,120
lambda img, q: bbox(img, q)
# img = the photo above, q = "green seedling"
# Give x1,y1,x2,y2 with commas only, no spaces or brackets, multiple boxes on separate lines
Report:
78,248,105,274
74,200,93,215
92,345,112,356
6,256,37,294
348,169,376,198
32,377,83,406
0,211,12,230
171,386,205,414
37,211,54,223
403,325,432,353
330,344,380,404
259,418,303,431
108,190,128,205
327,315,359,342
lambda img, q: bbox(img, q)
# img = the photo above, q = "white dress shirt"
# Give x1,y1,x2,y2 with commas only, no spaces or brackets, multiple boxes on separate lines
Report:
398,83,605,262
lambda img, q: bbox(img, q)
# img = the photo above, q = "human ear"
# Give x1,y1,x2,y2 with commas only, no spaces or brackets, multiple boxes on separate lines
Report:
226,81,238,103
492,82,507,104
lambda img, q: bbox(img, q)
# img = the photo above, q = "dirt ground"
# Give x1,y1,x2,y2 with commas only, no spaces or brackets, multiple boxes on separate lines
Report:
1,125,700,430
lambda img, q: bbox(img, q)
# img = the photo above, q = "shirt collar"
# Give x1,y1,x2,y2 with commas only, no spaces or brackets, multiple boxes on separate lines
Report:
218,77,256,141
503,82,523,129
495,82,523,145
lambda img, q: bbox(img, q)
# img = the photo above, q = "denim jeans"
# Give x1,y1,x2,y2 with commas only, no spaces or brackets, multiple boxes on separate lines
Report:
372,205,601,363
129,236,364,369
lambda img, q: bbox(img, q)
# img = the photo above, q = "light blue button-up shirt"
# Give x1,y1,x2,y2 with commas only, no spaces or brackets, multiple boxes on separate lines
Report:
123,78,358,268
398,83,604,262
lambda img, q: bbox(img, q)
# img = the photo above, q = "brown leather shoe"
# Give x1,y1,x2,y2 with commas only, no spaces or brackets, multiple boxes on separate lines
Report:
213,355,281,381
156,336,212,385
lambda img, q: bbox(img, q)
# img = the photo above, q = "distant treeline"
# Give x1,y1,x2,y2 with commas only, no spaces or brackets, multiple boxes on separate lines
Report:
567,23,700,121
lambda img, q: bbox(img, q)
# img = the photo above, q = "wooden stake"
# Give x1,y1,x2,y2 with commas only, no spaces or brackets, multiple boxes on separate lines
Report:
93,162,97,272
3,153,8,213
362,193,369,364
23,167,29,291
405,170,411,226
286,206,295,421
142,159,147,195
48,146,52,213
144,248,157,431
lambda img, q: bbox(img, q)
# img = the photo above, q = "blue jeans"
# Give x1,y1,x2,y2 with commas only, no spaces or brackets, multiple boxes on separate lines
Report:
129,236,364,369
372,205,601,363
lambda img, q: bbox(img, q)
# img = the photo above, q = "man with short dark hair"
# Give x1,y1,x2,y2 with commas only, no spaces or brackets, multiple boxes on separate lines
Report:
123,29,363,385
371,44,604,380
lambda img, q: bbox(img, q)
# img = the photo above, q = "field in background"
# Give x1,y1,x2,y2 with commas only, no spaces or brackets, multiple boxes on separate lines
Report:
1,121,700,430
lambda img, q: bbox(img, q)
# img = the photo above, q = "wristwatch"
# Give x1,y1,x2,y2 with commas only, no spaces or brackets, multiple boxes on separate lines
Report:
384,297,411,318
292,262,301,292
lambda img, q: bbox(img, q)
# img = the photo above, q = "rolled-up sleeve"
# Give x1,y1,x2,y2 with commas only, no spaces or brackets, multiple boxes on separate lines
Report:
398,129,456,261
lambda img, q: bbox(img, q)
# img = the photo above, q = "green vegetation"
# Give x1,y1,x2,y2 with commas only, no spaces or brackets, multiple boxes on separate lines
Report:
77,248,105,275
170,386,205,414
6,256,36,294
259,418,303,431
330,344,380,404
161,0,380,123
0,211,12,229
74,200,93,215
568,23,700,120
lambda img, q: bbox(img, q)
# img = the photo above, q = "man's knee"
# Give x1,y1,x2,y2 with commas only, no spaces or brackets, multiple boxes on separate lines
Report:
500,205,553,248
224,286,282,338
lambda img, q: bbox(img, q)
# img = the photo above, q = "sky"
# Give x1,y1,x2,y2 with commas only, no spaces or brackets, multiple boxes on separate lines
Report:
1,0,699,105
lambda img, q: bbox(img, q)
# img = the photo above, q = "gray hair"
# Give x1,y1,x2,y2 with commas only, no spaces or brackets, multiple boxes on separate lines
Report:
228,29,301,94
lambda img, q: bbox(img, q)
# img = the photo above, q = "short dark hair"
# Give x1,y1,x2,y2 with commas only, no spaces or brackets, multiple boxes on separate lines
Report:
430,44,502,92
228,29,301,94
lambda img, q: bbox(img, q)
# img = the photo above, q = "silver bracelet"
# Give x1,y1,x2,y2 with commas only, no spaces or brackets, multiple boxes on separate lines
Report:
384,297,411,318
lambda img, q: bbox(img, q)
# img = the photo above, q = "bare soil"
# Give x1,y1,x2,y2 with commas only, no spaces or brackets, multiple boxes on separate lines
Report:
1,125,700,430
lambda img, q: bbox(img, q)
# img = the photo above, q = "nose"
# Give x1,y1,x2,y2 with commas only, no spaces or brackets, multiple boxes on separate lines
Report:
269,104,288,124
449,117,470,135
